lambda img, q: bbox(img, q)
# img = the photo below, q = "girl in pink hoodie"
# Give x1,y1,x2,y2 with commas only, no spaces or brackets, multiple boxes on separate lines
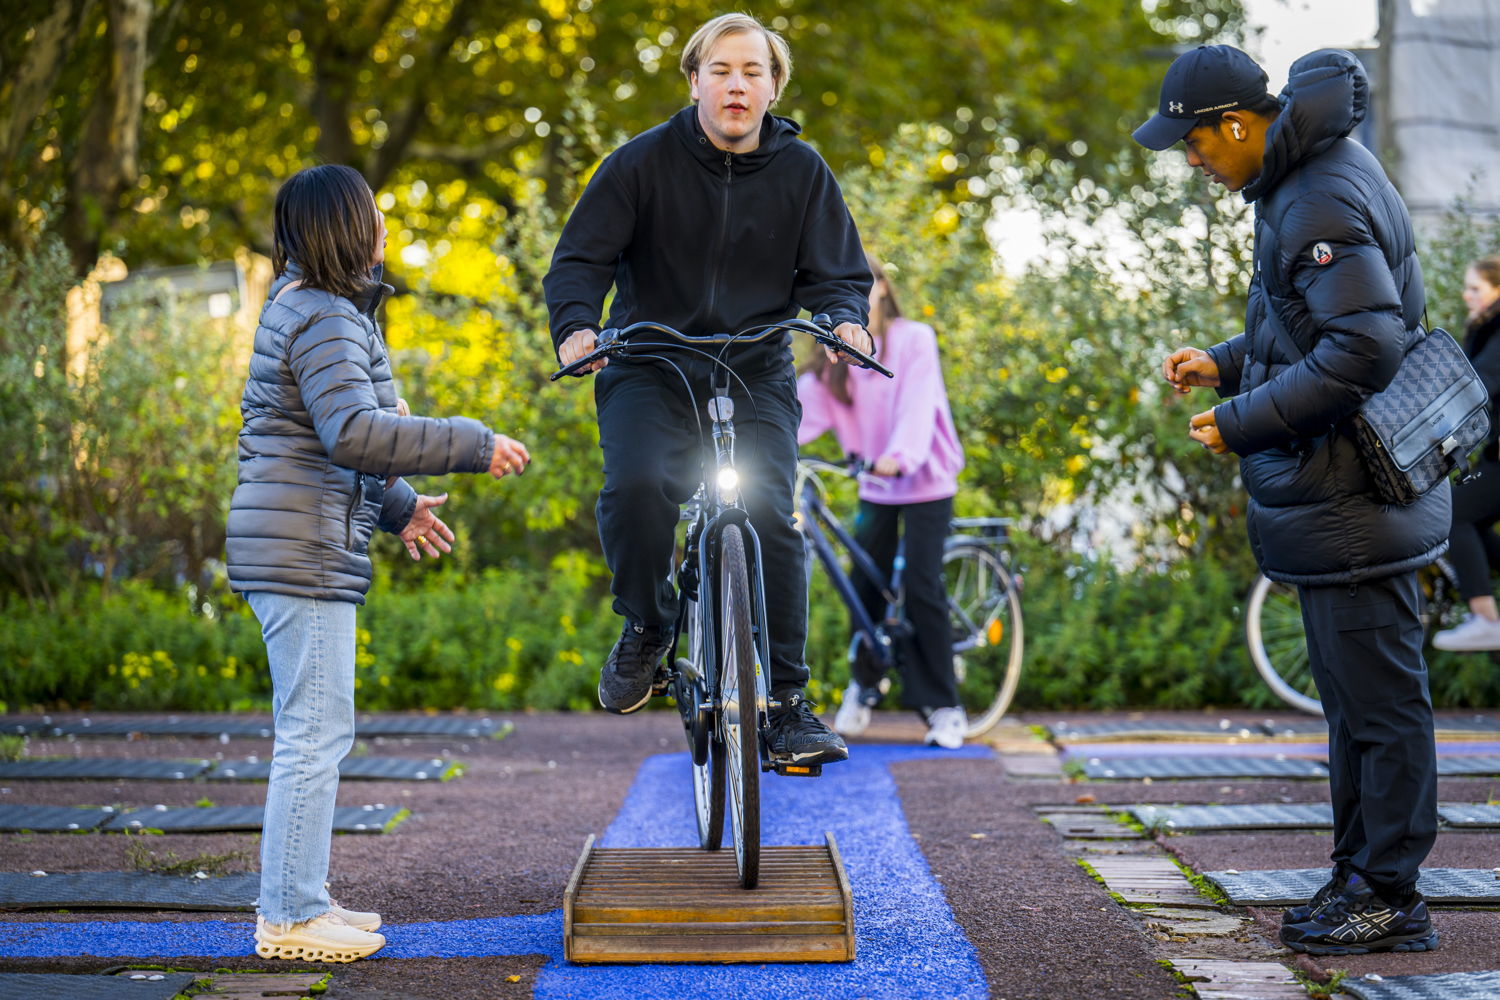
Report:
797,254,967,747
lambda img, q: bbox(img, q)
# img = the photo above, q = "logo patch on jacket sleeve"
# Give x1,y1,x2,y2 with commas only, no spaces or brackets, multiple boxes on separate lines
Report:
1311,242,1334,265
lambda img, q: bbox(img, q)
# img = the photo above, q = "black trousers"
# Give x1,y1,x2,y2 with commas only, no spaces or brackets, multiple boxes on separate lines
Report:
1447,456,1500,600
850,496,960,710
1297,571,1437,896
593,360,808,691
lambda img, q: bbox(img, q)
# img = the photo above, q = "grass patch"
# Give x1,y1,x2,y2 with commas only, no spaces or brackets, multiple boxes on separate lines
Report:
124,830,250,876
0,734,26,761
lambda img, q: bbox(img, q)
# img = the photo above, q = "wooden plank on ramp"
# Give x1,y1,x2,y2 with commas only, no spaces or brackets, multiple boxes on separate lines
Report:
563,832,854,963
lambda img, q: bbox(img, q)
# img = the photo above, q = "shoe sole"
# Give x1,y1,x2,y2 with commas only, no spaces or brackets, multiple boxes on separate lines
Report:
774,746,850,767
1284,931,1439,956
598,683,653,715
254,938,385,962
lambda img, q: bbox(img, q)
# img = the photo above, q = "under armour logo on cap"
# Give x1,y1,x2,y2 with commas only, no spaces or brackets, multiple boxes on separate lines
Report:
1169,101,1184,113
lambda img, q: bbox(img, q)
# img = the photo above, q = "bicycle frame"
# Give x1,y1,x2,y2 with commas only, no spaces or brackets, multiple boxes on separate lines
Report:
796,475,904,673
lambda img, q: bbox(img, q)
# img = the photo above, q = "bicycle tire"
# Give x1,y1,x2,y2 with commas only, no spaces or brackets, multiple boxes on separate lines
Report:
681,587,724,850
1245,574,1323,716
719,523,763,889
944,543,1024,738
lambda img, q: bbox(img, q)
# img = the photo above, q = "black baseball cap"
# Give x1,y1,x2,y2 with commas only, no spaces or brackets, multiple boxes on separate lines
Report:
1133,44,1271,150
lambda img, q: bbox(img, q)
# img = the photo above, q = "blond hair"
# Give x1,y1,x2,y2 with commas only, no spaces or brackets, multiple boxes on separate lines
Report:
679,13,792,104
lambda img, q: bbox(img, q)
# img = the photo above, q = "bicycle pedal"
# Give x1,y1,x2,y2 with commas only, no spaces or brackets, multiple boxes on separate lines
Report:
772,762,822,778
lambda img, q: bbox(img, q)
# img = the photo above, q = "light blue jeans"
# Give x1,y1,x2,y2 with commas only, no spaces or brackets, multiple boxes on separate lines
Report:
247,591,357,925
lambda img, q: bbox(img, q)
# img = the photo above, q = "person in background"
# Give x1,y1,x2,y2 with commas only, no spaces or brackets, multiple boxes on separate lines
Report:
1432,255,1500,650
226,163,530,962
797,253,968,748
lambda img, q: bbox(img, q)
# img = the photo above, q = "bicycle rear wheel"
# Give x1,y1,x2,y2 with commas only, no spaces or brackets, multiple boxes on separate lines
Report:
944,543,1024,739
719,523,763,889
1245,574,1323,716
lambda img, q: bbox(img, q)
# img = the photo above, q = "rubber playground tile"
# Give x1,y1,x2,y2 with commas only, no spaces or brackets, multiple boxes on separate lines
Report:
0,972,198,1000
1063,741,1327,759
1434,755,1500,776
1048,718,1266,741
1079,755,1329,780
0,805,118,833
103,804,406,834
1437,803,1500,828
353,715,510,739
1203,867,1500,906
208,756,459,781
0,871,258,911
0,759,210,781
44,717,275,738
1128,802,1333,832
1340,969,1500,999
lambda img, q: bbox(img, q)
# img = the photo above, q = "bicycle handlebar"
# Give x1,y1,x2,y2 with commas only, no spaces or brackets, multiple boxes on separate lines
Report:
549,314,893,381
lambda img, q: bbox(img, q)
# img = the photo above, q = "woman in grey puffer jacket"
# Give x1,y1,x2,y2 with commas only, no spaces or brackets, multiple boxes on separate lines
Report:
227,164,530,962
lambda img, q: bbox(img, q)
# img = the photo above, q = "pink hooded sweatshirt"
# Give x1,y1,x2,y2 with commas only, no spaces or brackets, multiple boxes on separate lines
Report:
797,317,965,505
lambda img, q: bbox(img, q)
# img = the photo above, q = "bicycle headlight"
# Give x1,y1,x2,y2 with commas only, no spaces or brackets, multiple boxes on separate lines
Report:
717,467,740,492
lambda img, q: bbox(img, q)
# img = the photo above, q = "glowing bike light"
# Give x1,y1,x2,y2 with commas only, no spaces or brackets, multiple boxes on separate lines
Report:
717,467,740,493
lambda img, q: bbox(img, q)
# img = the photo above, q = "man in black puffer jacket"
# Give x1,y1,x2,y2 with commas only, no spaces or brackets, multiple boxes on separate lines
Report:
1138,46,1444,956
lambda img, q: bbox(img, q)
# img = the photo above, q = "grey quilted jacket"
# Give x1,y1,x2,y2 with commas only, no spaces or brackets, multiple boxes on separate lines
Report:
1204,49,1449,586
226,263,495,603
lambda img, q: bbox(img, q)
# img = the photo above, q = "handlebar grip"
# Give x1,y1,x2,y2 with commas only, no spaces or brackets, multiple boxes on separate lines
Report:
816,333,893,378
549,328,620,381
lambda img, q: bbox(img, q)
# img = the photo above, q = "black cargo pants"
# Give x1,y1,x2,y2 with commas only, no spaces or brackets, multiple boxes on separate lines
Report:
1297,570,1438,897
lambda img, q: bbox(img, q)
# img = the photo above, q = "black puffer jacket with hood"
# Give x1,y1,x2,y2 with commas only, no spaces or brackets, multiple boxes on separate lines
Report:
227,263,495,604
1205,49,1449,585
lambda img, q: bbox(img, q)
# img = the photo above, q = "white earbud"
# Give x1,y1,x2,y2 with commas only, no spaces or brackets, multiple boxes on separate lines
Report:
1231,123,1244,140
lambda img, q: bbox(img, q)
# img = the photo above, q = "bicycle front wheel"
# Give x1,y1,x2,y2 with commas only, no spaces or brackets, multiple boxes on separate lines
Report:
1245,573,1323,716
719,523,763,889
679,585,724,850
944,543,1024,739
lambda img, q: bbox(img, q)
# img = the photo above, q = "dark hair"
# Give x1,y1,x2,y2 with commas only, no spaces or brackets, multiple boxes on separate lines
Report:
272,164,379,299
1197,93,1282,131
1471,255,1500,289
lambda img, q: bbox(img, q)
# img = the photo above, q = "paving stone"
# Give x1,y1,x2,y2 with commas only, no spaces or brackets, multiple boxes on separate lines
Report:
1036,809,1140,839
1167,958,1306,999
1437,803,1500,828
1140,906,1246,938
1083,855,1219,908
208,756,458,781
0,759,210,781
103,804,405,834
1433,755,1500,776
0,805,117,833
183,972,328,998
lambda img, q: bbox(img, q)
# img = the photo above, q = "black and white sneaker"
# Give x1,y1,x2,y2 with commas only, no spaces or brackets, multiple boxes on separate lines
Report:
1280,874,1438,955
598,623,669,715
1281,863,1351,926
766,691,849,766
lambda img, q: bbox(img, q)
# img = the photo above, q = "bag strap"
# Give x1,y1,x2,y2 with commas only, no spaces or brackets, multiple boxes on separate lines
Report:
1263,300,1306,364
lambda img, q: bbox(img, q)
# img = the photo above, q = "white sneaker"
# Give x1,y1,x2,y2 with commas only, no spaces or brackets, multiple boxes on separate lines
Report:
255,911,385,962
833,682,872,737
1432,613,1500,651
923,706,968,749
329,898,381,932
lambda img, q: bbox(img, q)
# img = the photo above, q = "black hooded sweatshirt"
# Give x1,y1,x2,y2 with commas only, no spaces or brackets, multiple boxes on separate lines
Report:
543,106,871,379
1205,49,1447,585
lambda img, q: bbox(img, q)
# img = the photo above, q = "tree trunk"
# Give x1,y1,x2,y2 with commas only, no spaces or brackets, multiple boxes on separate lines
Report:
61,0,151,274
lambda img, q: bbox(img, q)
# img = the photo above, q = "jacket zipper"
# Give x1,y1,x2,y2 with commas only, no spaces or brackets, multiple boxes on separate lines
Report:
345,480,361,549
702,151,733,325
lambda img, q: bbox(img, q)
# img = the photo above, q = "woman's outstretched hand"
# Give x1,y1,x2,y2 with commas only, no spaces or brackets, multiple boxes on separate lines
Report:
489,434,531,478
400,493,455,560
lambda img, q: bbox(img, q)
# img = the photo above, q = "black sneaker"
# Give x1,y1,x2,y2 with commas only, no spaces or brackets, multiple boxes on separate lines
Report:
1280,874,1438,955
1281,863,1351,925
766,691,849,766
598,622,670,715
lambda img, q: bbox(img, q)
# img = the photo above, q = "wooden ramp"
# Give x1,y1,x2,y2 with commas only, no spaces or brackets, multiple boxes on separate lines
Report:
563,832,855,963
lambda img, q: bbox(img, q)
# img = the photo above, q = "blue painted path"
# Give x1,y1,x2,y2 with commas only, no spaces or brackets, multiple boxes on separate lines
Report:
0,744,991,1000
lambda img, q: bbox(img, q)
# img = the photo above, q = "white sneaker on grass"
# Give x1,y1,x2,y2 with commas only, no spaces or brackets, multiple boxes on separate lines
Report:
923,706,968,749
1432,613,1500,651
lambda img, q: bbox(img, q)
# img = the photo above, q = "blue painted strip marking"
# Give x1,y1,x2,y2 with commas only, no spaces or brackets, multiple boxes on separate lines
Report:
0,745,990,999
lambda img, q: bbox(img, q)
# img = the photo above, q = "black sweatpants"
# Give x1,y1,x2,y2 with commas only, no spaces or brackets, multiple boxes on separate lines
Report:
1297,571,1437,897
850,496,960,710
593,360,809,692
1447,456,1500,600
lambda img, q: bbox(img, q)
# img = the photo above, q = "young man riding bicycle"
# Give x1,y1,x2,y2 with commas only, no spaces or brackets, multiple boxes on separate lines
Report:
542,12,874,767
